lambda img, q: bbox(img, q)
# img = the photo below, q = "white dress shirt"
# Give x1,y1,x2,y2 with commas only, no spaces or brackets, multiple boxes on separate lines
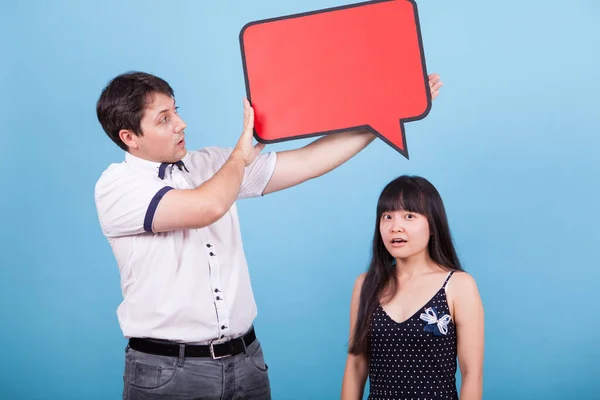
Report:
94,147,276,344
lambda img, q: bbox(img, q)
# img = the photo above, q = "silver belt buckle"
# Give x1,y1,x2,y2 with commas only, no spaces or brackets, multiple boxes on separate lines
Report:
210,342,229,360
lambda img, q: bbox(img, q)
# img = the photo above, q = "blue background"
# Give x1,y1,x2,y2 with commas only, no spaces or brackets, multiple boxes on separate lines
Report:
2,1,599,399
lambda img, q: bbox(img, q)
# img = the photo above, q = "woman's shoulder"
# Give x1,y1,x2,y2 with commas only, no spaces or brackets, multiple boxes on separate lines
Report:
350,272,368,296
352,272,367,292
355,272,367,284
447,270,481,303
448,270,478,288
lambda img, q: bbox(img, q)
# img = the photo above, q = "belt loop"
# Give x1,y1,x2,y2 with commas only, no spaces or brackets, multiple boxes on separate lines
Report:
177,344,185,367
241,332,249,354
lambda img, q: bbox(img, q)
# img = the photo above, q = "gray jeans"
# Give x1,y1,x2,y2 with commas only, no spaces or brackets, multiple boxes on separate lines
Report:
123,338,271,399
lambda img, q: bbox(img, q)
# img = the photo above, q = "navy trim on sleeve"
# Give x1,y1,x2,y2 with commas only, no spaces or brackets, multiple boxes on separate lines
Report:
144,186,174,232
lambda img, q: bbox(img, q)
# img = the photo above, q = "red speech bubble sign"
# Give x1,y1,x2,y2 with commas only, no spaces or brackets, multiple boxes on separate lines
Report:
240,0,431,158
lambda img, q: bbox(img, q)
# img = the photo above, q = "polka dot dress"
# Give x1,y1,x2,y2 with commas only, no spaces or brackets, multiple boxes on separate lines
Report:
368,271,458,400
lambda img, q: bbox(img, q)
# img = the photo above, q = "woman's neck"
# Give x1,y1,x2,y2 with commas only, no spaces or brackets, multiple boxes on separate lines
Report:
395,252,439,279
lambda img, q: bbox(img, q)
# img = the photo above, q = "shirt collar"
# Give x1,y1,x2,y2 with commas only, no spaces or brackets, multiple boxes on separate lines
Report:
125,152,191,179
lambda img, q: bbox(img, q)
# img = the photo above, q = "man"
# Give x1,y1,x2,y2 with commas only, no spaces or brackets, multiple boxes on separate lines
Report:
94,71,442,399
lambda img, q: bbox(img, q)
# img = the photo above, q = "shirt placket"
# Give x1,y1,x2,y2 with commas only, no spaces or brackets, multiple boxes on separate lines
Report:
170,167,231,342
204,241,230,341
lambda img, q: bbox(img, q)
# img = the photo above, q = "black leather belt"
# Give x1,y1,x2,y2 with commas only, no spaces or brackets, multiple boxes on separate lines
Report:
128,327,256,359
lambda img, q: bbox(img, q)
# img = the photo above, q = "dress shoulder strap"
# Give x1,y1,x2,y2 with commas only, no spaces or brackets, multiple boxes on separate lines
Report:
442,270,455,290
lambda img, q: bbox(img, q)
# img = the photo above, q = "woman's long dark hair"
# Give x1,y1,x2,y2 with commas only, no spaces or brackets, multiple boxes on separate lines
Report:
349,175,463,355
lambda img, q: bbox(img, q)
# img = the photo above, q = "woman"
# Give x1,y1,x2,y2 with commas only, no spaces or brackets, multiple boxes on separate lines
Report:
341,176,484,400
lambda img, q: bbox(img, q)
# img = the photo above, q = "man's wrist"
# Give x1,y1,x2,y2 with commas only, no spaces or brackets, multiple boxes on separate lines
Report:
230,148,246,163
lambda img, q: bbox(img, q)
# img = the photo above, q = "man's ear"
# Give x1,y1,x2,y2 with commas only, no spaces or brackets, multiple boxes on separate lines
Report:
119,129,138,150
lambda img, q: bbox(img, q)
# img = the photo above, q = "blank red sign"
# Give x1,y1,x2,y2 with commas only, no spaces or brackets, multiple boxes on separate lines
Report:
240,0,430,158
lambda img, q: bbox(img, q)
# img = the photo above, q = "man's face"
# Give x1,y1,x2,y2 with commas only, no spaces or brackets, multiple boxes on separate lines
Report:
124,92,188,163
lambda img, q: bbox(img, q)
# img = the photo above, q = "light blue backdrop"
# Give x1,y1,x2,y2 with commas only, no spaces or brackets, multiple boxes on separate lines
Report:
1,1,599,399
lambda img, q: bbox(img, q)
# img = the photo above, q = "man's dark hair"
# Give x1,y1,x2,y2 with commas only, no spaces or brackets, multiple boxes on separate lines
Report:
96,71,175,151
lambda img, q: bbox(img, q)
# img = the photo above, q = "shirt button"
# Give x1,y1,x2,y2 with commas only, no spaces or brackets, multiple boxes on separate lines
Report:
214,289,220,293
221,325,227,330
216,296,221,300
206,244,212,248
209,252,215,256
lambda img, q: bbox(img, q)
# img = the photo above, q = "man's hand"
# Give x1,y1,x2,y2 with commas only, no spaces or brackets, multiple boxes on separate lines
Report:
429,73,443,100
232,98,265,166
